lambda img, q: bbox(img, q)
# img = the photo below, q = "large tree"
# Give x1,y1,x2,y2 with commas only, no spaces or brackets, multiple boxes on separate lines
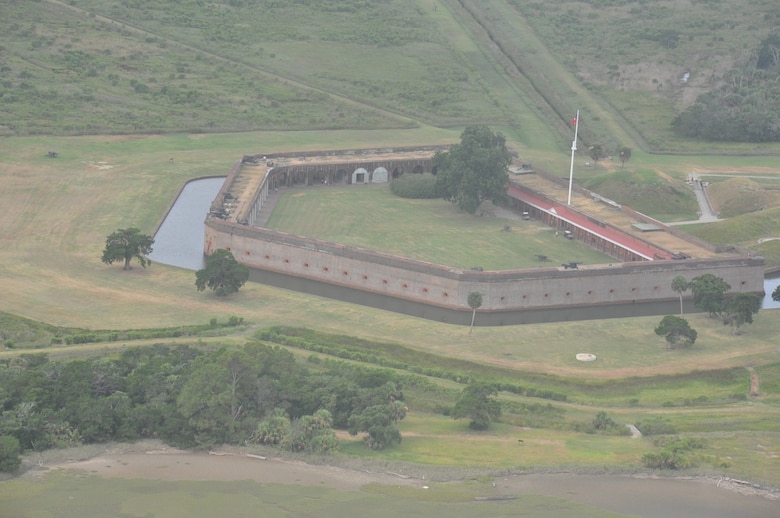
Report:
688,274,731,317
452,382,502,430
671,275,689,315
654,315,697,349
433,125,512,214
195,249,250,296
101,227,154,270
348,403,404,450
722,293,761,335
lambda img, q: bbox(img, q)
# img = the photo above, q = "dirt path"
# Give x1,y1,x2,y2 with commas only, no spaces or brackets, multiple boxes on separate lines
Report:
748,366,760,397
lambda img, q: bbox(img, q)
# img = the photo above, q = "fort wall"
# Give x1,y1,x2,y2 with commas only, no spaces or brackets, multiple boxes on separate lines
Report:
204,219,765,312
203,147,765,317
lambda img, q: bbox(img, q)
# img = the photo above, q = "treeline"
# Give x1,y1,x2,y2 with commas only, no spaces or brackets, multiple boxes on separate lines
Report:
674,32,780,143
0,341,415,471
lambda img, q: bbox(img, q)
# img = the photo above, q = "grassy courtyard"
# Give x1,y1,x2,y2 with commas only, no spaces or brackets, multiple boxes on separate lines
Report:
265,184,613,270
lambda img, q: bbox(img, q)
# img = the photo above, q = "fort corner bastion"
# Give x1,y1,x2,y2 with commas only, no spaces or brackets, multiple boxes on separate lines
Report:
203,146,765,324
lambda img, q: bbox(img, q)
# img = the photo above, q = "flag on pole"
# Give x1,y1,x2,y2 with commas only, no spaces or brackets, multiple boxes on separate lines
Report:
570,116,578,126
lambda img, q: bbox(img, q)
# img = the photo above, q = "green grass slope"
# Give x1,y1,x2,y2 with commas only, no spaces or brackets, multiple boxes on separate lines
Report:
582,168,698,221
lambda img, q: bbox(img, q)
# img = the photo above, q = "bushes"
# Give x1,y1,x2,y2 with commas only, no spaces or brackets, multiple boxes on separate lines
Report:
59,317,247,345
389,173,440,199
0,435,21,472
642,437,708,470
256,327,568,402
635,417,676,436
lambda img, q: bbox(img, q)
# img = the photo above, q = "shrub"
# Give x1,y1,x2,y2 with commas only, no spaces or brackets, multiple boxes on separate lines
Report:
635,417,676,436
390,173,440,199
0,435,21,472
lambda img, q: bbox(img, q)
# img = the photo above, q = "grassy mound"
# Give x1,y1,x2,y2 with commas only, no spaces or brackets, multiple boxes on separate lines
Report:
707,178,780,218
582,169,697,221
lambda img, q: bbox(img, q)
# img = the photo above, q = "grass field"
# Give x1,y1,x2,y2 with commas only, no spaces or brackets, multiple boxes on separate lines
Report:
265,185,613,270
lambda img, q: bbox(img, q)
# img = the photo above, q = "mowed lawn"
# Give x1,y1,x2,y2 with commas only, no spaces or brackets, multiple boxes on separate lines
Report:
265,185,613,270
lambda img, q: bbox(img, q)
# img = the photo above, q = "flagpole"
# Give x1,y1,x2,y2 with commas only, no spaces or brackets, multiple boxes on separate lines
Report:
567,109,579,206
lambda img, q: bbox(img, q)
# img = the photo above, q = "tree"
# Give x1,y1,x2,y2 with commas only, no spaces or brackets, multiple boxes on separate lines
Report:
655,315,697,349
348,404,404,450
176,348,258,443
195,249,249,296
452,382,502,430
0,435,21,472
467,291,483,334
250,408,291,446
617,146,632,168
773,284,780,303
588,143,605,164
592,411,621,434
101,228,154,270
671,276,689,315
433,125,512,213
288,409,339,453
722,293,761,335
688,274,730,317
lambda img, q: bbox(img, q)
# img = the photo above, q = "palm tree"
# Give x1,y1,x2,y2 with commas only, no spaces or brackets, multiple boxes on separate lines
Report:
617,146,632,168
468,291,483,334
671,275,689,315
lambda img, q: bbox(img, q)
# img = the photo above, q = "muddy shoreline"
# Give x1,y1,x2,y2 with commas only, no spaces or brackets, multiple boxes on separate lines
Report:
17,443,779,518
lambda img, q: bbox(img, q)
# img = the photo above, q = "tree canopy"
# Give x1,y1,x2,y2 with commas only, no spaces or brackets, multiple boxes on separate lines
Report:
0,342,412,453
0,435,21,473
773,284,780,303
195,249,250,296
588,143,605,163
101,227,154,270
688,274,730,317
673,31,780,143
655,315,697,349
433,125,512,214
722,293,761,335
452,382,502,430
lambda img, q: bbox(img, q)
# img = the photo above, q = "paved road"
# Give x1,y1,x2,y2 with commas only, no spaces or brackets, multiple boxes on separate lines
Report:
668,179,719,226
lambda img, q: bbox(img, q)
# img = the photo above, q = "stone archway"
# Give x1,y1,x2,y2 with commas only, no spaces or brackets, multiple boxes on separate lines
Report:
372,167,388,183
352,167,368,184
